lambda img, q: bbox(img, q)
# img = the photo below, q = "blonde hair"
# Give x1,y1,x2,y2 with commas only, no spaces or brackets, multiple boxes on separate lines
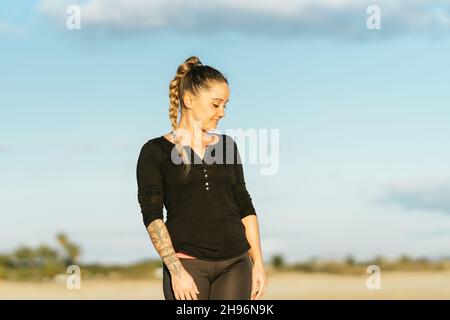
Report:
168,56,228,176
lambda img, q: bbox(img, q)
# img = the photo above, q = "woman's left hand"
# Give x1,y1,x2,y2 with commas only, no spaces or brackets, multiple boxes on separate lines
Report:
250,262,267,300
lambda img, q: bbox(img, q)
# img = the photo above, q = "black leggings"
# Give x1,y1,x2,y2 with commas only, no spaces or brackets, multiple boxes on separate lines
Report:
162,251,253,300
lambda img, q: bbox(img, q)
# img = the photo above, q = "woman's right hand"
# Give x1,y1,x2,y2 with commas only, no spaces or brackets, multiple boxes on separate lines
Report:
170,266,200,300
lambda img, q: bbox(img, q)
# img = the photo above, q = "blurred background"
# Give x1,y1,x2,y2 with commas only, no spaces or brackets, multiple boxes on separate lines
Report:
1,0,450,299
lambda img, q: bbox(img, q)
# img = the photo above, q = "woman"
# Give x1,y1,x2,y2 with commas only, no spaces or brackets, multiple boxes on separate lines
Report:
136,56,267,300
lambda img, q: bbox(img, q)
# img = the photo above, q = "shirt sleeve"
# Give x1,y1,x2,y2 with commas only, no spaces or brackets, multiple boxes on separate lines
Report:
230,138,257,219
136,141,164,228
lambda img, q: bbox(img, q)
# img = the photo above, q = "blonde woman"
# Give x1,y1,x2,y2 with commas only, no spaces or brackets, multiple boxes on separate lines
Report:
136,56,266,300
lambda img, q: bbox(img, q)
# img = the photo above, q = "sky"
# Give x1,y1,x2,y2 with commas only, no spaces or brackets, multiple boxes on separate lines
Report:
1,0,450,264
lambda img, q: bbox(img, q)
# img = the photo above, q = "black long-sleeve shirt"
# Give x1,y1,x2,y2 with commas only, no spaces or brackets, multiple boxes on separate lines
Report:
136,133,257,261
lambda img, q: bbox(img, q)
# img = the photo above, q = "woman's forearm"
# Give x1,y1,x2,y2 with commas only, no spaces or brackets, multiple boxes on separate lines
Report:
147,219,183,279
242,215,264,266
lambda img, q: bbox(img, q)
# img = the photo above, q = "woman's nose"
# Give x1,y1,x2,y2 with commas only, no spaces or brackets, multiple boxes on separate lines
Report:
217,106,225,118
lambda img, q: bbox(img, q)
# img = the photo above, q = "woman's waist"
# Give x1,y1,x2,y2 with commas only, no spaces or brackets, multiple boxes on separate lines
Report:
166,205,240,222
175,251,197,259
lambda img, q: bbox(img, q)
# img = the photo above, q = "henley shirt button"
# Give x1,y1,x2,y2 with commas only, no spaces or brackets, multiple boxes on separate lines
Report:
205,182,209,186
204,174,208,178
206,187,209,190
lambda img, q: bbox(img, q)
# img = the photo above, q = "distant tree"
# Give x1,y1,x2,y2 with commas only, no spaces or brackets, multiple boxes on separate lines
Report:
35,245,59,260
0,254,9,265
417,256,429,264
345,255,356,266
399,254,412,264
373,255,385,267
271,254,285,269
56,233,81,266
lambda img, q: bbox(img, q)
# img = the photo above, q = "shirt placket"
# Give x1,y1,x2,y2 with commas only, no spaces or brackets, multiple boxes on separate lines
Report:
203,166,211,195
201,144,216,207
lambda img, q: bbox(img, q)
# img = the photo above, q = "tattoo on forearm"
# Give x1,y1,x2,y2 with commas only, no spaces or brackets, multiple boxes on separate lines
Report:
147,219,183,278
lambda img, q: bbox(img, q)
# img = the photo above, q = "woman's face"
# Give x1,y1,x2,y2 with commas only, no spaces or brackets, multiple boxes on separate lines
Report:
184,81,230,132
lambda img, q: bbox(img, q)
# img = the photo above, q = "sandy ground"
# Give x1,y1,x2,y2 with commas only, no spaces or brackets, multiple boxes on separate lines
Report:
1,271,449,300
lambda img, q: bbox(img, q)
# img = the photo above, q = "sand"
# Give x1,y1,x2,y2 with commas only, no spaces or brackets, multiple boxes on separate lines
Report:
1,271,449,300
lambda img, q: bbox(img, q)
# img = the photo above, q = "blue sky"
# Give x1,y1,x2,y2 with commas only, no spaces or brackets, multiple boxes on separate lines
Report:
1,0,450,264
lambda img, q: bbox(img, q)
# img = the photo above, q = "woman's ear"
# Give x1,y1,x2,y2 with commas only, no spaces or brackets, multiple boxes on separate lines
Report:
182,92,193,110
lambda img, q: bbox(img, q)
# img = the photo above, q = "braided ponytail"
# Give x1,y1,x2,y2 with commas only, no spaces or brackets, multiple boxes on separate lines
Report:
168,56,228,176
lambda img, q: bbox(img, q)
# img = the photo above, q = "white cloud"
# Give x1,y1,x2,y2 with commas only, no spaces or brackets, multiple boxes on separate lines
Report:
38,0,450,38
380,176,450,215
